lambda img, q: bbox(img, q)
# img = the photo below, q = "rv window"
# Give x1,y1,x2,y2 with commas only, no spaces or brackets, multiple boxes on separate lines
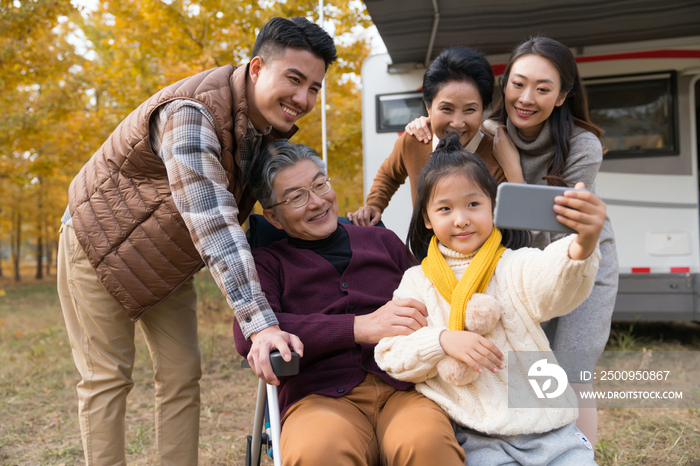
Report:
586,72,678,159
376,92,428,133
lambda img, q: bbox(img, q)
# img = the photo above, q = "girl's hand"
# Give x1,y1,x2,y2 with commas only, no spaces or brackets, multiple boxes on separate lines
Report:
554,182,606,260
347,205,382,226
439,330,505,373
404,116,432,143
493,126,525,183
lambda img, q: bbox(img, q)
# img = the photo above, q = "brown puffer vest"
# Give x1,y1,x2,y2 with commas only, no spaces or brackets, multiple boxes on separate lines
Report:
68,65,295,321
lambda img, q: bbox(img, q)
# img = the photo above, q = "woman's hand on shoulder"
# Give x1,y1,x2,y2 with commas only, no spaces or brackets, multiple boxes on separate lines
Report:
404,116,432,143
492,125,525,183
554,182,606,260
347,205,382,226
439,330,504,374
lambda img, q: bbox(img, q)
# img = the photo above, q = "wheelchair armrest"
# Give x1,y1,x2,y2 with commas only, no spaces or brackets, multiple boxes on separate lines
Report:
241,350,300,377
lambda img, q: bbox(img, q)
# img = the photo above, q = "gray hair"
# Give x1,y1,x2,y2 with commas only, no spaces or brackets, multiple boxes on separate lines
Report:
250,139,327,209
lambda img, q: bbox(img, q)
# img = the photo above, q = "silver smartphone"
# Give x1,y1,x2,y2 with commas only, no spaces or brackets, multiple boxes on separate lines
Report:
494,183,584,234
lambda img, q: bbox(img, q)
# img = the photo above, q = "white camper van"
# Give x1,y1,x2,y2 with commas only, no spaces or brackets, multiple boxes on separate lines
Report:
361,34,700,322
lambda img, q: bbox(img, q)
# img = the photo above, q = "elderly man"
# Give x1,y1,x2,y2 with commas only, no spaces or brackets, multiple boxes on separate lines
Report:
57,17,336,466
234,140,465,466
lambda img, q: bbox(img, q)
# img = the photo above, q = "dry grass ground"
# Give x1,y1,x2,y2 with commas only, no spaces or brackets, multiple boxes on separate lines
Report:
595,323,700,465
0,272,265,466
1,270,699,465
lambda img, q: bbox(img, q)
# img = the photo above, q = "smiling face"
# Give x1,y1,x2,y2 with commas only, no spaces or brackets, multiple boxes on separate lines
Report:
247,47,326,133
427,80,484,147
423,173,493,255
263,159,339,241
504,54,568,138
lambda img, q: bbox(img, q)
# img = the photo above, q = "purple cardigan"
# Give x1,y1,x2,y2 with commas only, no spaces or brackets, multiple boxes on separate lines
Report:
234,223,416,416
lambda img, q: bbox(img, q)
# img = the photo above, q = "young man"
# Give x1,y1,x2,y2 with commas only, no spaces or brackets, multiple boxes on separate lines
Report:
57,17,336,466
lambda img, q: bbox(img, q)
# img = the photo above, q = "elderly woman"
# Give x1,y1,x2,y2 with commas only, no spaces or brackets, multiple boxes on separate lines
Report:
348,46,505,226
233,140,465,466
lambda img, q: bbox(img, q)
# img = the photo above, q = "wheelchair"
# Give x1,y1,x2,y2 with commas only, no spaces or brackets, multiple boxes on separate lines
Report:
241,351,299,466
241,214,385,466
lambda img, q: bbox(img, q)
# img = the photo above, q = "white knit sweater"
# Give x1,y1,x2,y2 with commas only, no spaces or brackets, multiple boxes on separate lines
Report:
375,236,600,435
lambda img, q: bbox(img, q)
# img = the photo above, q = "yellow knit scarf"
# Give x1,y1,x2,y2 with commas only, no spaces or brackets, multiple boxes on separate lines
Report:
421,226,506,331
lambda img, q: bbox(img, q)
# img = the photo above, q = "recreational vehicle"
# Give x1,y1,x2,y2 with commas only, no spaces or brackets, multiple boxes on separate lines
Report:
361,0,700,321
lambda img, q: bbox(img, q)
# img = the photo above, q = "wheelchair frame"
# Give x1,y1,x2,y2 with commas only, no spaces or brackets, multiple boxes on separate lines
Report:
242,351,300,466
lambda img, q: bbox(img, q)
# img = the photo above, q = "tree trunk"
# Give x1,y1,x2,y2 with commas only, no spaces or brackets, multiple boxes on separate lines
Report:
36,187,44,279
12,208,22,282
45,223,52,277
35,235,43,279
0,206,3,278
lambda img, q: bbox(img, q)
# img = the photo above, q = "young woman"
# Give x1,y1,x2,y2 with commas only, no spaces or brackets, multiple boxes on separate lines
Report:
407,36,617,444
347,46,504,226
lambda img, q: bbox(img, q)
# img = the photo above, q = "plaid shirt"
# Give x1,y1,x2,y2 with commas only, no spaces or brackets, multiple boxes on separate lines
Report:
62,100,278,337
240,119,271,182
149,99,277,338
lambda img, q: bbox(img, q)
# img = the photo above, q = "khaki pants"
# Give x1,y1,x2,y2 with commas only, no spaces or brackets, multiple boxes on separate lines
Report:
280,374,465,466
57,224,201,466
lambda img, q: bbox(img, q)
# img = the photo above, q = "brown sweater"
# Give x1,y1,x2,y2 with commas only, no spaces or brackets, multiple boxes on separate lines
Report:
365,131,505,212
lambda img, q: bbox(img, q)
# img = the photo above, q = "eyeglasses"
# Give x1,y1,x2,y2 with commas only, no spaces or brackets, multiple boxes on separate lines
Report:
267,177,332,209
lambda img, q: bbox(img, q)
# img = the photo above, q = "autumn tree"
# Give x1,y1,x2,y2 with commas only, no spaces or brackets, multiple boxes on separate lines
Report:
2,0,374,279
72,0,373,208
1,0,89,280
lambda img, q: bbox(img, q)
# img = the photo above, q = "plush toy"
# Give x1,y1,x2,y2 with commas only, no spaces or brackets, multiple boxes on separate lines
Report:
437,293,501,386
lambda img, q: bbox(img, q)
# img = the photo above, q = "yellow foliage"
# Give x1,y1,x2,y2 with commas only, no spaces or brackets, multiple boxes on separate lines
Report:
1,0,375,278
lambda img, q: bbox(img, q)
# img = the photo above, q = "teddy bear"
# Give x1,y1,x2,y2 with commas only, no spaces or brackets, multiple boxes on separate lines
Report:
437,293,501,386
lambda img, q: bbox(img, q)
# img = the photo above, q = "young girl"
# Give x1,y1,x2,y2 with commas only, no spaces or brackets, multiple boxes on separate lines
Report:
374,133,604,465
407,36,617,443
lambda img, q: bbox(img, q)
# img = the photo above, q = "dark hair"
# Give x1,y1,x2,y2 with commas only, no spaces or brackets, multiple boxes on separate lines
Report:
490,36,603,186
252,17,337,70
423,47,494,109
406,133,530,260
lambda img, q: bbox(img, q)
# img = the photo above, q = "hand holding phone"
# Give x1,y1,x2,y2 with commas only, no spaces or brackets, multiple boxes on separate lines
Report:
494,182,606,260
494,183,583,234
553,182,606,260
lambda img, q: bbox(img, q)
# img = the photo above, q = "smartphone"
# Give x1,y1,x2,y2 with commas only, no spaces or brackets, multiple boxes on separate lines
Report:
494,183,584,234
